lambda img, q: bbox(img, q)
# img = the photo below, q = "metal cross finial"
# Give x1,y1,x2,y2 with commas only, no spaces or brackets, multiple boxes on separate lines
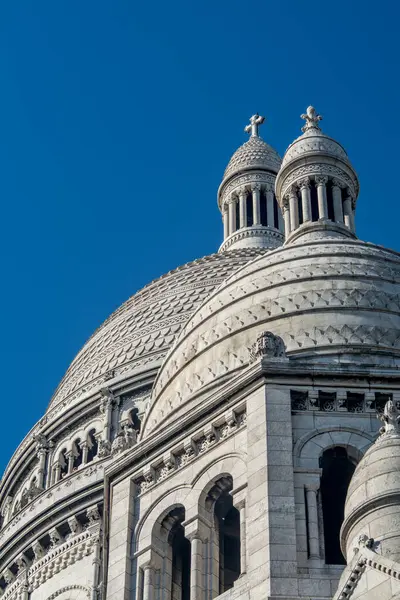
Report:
379,400,400,438
244,113,265,138
301,106,322,133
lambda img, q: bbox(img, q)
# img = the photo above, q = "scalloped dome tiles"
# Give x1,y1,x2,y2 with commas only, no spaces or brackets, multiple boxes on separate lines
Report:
47,248,265,413
223,135,282,180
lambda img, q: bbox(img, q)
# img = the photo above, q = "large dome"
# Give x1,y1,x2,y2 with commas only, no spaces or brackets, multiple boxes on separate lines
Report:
143,231,400,436
46,248,264,414
223,135,281,181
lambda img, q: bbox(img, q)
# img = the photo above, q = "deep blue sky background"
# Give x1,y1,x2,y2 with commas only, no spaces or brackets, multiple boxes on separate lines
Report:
0,0,399,472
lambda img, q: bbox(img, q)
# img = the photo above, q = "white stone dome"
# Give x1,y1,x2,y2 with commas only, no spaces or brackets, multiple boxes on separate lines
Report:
46,248,265,415
223,135,281,181
341,402,400,561
143,233,400,437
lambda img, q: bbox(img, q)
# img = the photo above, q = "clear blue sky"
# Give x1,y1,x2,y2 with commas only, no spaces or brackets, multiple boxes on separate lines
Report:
0,0,399,472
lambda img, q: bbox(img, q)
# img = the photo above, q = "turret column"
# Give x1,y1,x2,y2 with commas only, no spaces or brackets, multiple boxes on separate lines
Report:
252,184,261,225
300,178,312,223
228,198,237,234
239,189,247,228
316,176,328,219
343,189,355,233
288,186,299,232
332,179,344,223
266,185,275,228
223,207,229,238
283,200,290,238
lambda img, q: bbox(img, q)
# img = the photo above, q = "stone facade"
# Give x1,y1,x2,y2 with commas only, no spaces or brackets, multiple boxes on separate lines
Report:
1,107,399,600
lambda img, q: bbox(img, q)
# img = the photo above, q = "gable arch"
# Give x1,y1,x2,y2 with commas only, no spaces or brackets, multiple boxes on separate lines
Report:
135,485,192,551
294,427,375,468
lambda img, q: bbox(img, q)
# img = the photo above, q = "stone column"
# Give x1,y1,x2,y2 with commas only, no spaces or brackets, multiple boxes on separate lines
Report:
239,189,247,229
283,200,290,238
228,198,237,234
81,442,89,465
143,566,154,600
332,179,344,223
184,517,210,600
343,190,355,232
67,452,75,475
99,388,117,457
277,203,284,233
305,484,320,559
316,176,328,219
189,535,203,600
53,463,61,484
288,186,299,232
33,435,49,490
266,185,275,228
223,206,229,238
300,178,312,223
252,184,261,225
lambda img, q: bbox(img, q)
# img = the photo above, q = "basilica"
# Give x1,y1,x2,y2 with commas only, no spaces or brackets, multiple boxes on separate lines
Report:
1,106,400,600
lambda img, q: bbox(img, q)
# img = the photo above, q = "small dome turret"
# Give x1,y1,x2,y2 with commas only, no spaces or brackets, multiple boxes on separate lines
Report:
275,106,360,244
218,114,284,252
341,400,400,562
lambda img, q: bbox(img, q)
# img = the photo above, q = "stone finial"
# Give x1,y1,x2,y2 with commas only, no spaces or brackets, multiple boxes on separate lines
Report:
301,106,322,133
244,113,265,138
379,400,400,437
249,331,286,362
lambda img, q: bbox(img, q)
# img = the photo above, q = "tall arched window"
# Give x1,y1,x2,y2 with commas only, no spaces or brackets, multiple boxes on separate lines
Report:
320,447,356,564
208,476,241,593
72,438,83,470
161,507,190,600
87,430,98,463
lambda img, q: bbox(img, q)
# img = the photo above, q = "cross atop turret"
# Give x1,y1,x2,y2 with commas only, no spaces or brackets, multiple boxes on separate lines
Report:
244,113,265,138
301,106,322,133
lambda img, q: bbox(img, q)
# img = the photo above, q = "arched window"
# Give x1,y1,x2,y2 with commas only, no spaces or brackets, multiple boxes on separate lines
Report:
87,429,98,463
72,438,83,470
59,449,68,478
320,447,356,564
161,507,190,600
208,476,241,593
130,408,141,434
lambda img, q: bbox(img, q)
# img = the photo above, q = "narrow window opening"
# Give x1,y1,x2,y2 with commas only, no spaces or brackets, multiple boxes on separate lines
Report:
297,192,303,225
326,180,335,221
320,447,355,564
273,196,279,229
235,201,240,232
260,190,268,226
60,449,68,478
87,430,98,463
73,438,83,470
165,507,190,600
246,193,253,227
310,182,319,221
215,489,241,593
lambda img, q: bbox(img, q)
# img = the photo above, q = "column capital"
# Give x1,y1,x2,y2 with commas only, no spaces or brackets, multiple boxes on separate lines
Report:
305,482,320,493
287,184,298,198
251,183,261,192
332,177,344,188
299,177,311,190
238,188,247,199
315,175,328,186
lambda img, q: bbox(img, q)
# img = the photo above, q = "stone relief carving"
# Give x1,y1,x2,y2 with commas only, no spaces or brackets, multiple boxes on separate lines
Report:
249,331,286,362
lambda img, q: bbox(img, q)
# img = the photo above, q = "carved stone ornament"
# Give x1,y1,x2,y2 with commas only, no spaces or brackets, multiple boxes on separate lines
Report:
86,505,100,524
301,105,322,133
249,331,287,362
97,439,111,458
111,425,137,456
33,433,49,453
378,400,400,437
